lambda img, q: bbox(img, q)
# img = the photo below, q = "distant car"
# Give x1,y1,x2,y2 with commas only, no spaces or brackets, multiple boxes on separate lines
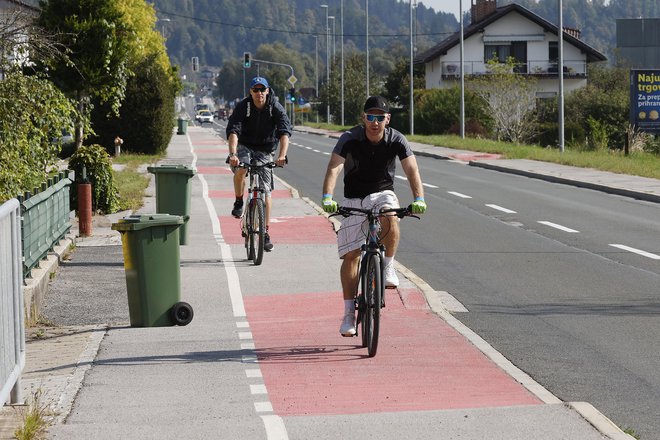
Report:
196,110,214,124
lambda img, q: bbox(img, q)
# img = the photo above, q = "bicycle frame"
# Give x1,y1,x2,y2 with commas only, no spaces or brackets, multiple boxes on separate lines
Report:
237,160,276,265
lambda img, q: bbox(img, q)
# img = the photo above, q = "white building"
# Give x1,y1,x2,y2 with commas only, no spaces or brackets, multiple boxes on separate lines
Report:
415,0,607,97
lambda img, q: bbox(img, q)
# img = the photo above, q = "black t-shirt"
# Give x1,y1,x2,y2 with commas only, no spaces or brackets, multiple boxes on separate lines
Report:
332,126,413,199
225,95,292,153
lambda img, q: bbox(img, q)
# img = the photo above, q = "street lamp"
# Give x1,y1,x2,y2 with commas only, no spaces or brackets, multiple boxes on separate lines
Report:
341,0,344,125
366,0,369,97
321,4,330,123
409,0,414,135
329,16,335,63
558,0,565,152
460,0,465,138
314,34,319,123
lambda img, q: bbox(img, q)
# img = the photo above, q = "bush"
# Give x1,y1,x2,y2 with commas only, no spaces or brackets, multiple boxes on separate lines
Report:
89,54,177,156
414,87,492,136
68,144,119,214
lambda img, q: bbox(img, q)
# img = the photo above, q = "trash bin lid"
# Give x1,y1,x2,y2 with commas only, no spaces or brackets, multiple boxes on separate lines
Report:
147,164,196,176
111,214,185,231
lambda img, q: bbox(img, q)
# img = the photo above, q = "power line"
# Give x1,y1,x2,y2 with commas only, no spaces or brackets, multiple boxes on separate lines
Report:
156,9,454,39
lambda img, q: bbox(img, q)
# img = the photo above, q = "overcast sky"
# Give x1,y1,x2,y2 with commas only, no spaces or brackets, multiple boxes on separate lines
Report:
418,0,466,20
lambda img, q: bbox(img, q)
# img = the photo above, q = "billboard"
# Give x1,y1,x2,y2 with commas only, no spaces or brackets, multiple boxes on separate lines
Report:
630,69,660,134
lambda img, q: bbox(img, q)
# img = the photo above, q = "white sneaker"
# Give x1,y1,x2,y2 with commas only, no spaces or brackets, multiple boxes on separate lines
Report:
340,312,356,336
384,264,399,287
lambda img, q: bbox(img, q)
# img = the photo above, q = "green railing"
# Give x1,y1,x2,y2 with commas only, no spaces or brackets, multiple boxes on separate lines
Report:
19,171,73,280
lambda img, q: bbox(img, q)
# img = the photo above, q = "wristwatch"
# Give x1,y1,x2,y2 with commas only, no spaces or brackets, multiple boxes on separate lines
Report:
228,153,237,157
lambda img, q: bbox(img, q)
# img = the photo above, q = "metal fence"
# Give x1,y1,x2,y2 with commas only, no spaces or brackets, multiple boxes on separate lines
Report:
20,171,73,279
0,198,25,405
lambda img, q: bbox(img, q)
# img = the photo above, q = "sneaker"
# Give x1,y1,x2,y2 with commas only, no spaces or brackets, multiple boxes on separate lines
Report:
264,233,273,252
340,312,356,337
384,264,399,288
231,200,243,218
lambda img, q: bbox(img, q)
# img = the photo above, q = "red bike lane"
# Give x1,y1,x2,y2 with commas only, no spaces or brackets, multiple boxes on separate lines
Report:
192,132,541,419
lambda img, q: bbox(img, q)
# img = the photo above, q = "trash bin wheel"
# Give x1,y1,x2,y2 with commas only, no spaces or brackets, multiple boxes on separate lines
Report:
171,302,194,326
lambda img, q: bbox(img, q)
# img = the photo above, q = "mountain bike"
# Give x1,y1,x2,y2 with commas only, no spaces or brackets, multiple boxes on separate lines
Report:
236,160,278,266
332,205,418,357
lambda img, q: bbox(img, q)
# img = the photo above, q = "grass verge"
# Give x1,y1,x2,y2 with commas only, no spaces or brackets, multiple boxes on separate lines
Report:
111,153,162,212
304,123,660,180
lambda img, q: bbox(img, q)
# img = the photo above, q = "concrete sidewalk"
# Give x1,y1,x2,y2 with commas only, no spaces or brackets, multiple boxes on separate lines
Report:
3,125,652,439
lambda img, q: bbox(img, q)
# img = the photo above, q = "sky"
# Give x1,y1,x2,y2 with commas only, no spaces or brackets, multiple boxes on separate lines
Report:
418,0,466,20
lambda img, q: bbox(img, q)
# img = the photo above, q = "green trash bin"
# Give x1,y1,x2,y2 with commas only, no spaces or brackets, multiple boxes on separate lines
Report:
111,214,193,327
147,164,196,245
177,118,188,135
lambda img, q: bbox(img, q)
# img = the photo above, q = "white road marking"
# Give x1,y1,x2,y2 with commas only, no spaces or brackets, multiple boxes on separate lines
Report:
191,135,289,440
486,204,517,214
250,384,268,395
238,331,253,340
241,342,256,349
537,221,579,233
246,369,262,378
423,182,439,188
609,244,660,260
448,191,472,199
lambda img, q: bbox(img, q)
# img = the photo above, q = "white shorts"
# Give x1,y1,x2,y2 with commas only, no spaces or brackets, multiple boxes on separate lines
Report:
337,190,400,258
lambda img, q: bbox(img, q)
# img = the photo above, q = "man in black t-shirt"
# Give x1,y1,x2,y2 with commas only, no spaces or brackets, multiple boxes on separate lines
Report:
321,96,427,337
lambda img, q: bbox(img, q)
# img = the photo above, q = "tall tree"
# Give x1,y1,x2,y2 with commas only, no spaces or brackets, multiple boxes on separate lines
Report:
36,0,132,149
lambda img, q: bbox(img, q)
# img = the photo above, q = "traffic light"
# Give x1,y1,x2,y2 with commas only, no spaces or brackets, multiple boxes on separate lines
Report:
191,56,199,72
243,52,251,68
289,88,296,102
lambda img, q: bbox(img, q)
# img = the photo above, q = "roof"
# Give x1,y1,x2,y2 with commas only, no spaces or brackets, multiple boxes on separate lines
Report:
414,3,607,64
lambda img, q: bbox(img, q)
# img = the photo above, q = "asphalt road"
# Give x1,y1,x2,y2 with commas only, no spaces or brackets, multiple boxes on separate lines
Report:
231,124,660,439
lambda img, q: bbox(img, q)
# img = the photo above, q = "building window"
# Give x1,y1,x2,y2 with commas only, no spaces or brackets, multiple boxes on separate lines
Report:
549,41,558,62
484,42,527,63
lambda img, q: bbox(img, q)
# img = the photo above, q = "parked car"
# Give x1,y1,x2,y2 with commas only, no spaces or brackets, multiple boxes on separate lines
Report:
196,110,214,124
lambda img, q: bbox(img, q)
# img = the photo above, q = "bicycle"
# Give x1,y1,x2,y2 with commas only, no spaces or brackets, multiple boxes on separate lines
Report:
236,160,278,266
332,205,418,357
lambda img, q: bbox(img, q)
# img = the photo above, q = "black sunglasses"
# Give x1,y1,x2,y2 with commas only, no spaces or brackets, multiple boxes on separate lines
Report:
251,87,267,93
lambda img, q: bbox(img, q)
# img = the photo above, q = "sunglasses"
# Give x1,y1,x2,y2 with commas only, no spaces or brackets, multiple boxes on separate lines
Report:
251,87,267,93
365,114,387,123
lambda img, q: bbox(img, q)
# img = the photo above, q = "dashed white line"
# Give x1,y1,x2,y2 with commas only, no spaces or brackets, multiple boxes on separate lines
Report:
241,342,255,349
609,244,660,260
486,204,517,214
250,384,268,395
238,331,253,340
537,221,579,233
448,191,472,199
246,369,262,378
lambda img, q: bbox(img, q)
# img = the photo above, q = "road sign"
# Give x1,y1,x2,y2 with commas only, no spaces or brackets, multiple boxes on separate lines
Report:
287,75,297,86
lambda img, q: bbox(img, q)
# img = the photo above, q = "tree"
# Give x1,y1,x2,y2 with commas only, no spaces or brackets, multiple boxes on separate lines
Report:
325,53,372,125
36,0,133,149
467,58,539,143
0,72,76,201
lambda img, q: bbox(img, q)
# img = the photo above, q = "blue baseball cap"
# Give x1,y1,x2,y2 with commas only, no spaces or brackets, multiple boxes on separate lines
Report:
250,77,269,88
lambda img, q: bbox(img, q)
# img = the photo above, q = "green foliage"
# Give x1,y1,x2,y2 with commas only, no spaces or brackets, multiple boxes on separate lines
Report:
467,58,539,143
35,0,133,146
413,87,492,136
383,59,425,108
90,54,177,155
325,53,373,125
565,65,629,150
14,389,53,440
68,144,119,214
0,71,76,202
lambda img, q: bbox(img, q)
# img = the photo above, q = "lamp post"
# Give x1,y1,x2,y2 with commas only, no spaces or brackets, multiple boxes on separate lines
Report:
314,35,319,123
329,16,335,63
321,4,330,123
460,0,465,138
366,0,369,97
558,0,565,152
341,0,344,126
409,0,414,135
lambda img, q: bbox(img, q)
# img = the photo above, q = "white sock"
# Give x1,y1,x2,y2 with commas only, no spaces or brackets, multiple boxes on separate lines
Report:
344,299,355,313
384,256,394,268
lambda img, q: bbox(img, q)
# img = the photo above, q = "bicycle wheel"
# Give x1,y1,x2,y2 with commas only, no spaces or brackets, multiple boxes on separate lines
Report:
362,253,381,357
244,205,254,261
250,197,265,265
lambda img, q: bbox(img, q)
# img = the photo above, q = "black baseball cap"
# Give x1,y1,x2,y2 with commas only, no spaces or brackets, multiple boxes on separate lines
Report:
363,96,390,113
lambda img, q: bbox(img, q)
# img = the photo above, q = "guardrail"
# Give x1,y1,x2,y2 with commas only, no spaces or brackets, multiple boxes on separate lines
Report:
19,171,73,280
0,198,26,405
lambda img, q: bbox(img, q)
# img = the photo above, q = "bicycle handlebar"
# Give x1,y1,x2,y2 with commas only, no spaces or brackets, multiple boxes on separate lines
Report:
236,161,280,170
333,205,419,220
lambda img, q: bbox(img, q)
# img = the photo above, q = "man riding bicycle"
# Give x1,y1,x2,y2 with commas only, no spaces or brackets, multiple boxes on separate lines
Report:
321,96,427,337
226,76,292,251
